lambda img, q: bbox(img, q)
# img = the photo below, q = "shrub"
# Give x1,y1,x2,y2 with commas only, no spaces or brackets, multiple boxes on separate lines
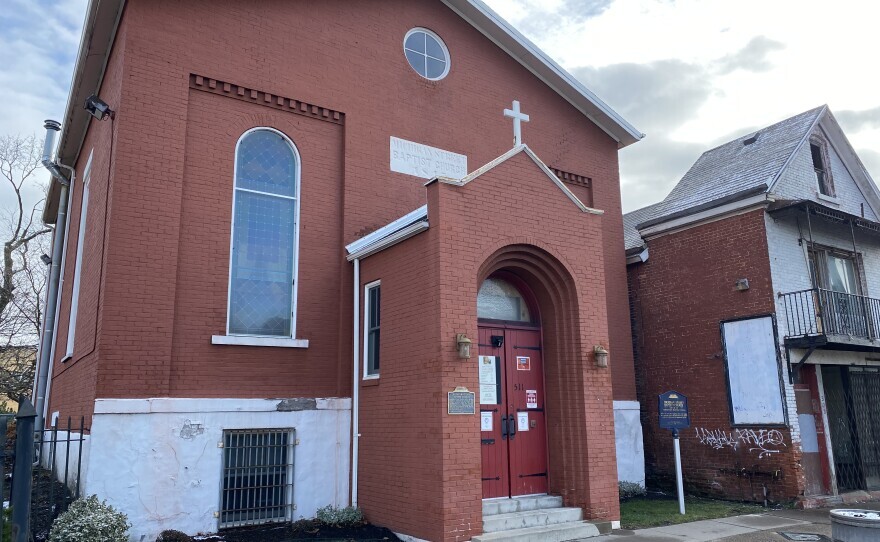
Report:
156,530,193,542
316,504,364,527
619,481,647,501
48,495,130,542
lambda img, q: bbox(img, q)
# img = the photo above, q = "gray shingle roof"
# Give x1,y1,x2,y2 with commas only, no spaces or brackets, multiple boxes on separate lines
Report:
623,105,826,252
623,202,662,252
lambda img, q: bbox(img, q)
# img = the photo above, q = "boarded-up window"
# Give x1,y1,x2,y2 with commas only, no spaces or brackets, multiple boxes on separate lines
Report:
721,316,786,425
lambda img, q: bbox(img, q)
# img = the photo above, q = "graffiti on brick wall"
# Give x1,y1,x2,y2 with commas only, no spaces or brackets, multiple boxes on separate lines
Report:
694,427,786,458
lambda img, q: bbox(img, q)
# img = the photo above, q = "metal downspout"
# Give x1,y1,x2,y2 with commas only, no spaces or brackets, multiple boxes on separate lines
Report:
34,121,74,431
351,258,360,507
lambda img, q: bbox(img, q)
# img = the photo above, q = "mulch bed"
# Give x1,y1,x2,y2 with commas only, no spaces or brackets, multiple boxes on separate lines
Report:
213,520,401,541
30,466,76,542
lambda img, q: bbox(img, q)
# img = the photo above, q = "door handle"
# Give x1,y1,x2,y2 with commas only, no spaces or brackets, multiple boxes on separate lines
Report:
501,415,508,440
508,416,517,440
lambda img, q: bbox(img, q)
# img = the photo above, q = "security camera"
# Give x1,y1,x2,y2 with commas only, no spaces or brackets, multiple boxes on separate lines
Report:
84,95,114,120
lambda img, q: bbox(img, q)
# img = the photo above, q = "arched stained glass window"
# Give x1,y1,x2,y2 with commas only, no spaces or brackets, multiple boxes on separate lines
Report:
227,128,300,337
477,277,532,323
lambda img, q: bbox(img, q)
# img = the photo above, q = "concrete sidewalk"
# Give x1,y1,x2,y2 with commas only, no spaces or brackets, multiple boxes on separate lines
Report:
582,503,880,541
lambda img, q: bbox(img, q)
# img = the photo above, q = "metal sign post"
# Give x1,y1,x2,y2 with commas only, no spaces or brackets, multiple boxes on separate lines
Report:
672,428,685,515
658,391,690,516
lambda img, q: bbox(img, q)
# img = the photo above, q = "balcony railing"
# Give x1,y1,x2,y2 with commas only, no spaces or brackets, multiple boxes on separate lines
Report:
779,288,880,342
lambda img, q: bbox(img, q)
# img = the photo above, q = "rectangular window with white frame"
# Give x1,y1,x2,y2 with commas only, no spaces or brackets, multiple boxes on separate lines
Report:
65,151,93,360
363,281,380,378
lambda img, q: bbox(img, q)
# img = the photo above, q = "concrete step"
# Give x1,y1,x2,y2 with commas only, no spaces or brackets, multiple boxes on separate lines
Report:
483,495,563,516
483,506,583,533
471,520,601,542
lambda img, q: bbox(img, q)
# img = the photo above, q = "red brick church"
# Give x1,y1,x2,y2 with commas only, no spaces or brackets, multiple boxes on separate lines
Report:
35,1,644,540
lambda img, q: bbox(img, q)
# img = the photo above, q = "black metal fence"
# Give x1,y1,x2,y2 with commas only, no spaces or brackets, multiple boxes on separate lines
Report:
779,288,880,341
0,400,88,542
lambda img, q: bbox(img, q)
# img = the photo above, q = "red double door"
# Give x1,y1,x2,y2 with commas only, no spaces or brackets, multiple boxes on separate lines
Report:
479,326,548,498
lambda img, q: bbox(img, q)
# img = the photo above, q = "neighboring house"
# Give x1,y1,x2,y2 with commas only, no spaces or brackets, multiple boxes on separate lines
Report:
34,1,646,540
625,105,880,505
0,345,36,412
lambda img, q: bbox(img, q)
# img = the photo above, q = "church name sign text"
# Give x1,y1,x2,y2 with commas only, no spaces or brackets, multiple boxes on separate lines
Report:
390,136,467,180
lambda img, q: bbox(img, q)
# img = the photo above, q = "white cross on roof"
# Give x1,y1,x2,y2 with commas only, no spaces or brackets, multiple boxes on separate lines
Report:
504,100,529,146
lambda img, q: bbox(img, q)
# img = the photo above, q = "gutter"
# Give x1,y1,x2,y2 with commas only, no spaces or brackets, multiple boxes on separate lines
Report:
625,247,649,265
346,221,429,261
43,0,125,223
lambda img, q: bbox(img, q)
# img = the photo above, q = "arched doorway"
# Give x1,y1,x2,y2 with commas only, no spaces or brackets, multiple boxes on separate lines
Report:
478,272,548,498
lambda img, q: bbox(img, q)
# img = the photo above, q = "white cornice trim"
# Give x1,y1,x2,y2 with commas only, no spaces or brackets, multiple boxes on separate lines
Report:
426,145,603,215
345,220,429,261
345,205,427,255
441,0,643,147
638,194,772,240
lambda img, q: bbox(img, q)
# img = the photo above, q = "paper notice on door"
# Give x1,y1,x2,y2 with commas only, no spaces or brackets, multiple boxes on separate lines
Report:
517,412,529,432
480,384,498,405
526,390,538,409
479,356,497,384
516,356,531,371
480,412,493,432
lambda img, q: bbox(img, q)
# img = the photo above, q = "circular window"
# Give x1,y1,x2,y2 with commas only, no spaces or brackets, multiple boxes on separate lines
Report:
403,28,450,80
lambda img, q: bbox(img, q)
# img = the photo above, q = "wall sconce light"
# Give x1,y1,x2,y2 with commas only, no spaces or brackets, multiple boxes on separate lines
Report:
594,345,609,368
735,278,750,291
456,334,472,359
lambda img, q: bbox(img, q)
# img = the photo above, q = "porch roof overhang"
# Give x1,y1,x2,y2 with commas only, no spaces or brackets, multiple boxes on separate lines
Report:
768,199,880,238
345,205,428,261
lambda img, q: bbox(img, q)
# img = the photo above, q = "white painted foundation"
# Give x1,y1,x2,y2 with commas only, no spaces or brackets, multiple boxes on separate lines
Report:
613,400,645,487
83,397,351,541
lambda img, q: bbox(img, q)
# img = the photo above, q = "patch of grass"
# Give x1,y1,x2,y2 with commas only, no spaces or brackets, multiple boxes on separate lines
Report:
620,495,765,530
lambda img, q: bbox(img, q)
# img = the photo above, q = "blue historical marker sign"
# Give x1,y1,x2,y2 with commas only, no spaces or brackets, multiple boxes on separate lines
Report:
658,391,690,430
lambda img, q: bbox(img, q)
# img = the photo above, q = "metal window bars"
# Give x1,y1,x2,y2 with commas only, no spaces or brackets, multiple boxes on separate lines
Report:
220,428,295,529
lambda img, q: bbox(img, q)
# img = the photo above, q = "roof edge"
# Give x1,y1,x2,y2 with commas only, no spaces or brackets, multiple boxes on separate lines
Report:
427,144,604,215
765,105,827,193
345,204,429,259
637,184,769,230
43,0,124,223
441,0,643,147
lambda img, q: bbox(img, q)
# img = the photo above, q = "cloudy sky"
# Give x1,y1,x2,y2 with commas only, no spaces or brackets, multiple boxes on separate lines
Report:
2,0,879,213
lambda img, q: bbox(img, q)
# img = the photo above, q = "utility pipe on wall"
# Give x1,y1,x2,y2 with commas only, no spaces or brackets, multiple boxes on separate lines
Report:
34,120,74,431
351,257,360,507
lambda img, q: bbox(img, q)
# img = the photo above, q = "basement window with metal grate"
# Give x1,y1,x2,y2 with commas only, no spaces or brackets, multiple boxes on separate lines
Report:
220,429,296,528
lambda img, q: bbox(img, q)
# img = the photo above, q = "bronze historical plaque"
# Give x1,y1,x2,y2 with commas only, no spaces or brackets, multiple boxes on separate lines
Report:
448,387,475,415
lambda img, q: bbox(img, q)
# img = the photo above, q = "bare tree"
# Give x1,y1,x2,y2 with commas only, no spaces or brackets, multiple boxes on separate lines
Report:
0,134,52,402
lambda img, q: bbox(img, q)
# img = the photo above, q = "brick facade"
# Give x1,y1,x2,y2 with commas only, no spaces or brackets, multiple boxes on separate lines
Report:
43,0,637,537
628,210,805,502
358,152,619,541
47,0,635,420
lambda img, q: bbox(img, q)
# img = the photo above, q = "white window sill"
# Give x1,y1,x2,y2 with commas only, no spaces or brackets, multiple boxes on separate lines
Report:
363,374,380,381
211,335,309,348
816,192,839,205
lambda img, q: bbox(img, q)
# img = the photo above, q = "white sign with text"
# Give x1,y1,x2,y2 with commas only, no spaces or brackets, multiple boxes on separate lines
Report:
390,136,467,180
